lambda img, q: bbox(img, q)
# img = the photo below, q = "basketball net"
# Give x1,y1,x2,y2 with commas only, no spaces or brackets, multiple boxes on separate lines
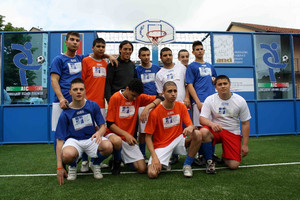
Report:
146,30,167,46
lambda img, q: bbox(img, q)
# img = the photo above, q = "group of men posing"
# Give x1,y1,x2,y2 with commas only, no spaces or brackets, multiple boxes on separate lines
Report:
52,31,251,185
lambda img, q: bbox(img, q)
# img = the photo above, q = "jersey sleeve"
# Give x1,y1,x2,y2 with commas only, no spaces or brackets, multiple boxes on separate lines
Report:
211,64,217,77
185,64,195,84
155,73,163,94
239,98,251,122
139,94,156,107
144,109,157,135
50,56,63,76
106,93,117,122
181,104,193,127
105,63,114,102
81,57,88,81
200,96,212,119
92,101,105,126
55,112,68,140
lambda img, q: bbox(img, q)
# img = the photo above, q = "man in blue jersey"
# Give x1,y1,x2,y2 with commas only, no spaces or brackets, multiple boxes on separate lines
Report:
56,78,113,185
186,40,218,173
135,47,161,160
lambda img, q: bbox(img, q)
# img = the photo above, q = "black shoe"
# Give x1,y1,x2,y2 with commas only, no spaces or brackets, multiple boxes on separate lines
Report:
213,154,224,164
193,155,206,166
169,154,180,165
111,160,121,175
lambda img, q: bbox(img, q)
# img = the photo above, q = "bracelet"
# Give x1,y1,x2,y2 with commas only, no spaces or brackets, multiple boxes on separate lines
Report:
57,167,64,170
152,102,157,107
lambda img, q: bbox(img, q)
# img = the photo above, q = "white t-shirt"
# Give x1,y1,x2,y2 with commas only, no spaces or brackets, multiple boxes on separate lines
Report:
155,63,186,102
200,93,251,135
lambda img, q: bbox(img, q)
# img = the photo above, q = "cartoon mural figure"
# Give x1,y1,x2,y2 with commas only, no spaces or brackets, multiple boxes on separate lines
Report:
260,42,287,82
11,42,42,86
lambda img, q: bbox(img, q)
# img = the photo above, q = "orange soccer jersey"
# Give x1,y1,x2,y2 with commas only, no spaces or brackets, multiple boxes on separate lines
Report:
105,91,156,141
82,56,107,108
145,101,192,149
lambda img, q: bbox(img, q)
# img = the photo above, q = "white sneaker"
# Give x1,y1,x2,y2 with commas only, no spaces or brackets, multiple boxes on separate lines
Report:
80,161,89,172
183,165,193,177
100,163,109,168
90,164,103,179
67,166,77,181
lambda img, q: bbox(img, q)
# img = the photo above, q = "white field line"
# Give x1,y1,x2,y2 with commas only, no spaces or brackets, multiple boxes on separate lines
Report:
0,162,300,178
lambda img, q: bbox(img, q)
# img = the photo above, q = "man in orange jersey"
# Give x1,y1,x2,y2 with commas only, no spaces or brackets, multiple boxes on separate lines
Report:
80,38,112,172
105,78,163,175
145,81,202,178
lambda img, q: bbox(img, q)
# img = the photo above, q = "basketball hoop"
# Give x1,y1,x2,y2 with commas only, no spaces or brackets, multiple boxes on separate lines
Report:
146,30,167,46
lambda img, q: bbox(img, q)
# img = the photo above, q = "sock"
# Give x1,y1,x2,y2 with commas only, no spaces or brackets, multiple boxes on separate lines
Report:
82,152,88,162
127,163,136,171
69,160,77,167
92,152,108,165
198,145,204,156
139,143,146,157
202,142,213,160
184,155,195,166
113,147,122,161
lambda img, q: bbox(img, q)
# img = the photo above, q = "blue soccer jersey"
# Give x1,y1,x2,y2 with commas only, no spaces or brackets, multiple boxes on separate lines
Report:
134,64,161,95
186,62,217,103
50,54,86,103
55,99,105,141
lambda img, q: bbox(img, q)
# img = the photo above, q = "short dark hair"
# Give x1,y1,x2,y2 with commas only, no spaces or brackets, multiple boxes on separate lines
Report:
163,81,177,91
214,75,230,85
160,47,172,57
192,40,203,51
66,31,80,40
178,49,189,58
127,78,144,94
71,78,85,88
119,40,134,51
93,38,106,46
138,47,150,56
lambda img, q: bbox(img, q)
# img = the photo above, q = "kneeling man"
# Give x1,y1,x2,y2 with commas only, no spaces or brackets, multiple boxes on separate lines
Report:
56,78,113,185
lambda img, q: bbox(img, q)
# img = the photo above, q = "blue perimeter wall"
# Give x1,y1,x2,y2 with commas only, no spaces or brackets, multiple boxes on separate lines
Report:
0,30,299,144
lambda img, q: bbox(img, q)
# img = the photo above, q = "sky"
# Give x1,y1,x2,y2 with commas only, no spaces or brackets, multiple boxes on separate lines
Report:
0,0,299,32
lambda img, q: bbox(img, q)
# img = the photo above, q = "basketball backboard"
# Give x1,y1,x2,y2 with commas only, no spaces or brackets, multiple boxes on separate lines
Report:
134,19,175,45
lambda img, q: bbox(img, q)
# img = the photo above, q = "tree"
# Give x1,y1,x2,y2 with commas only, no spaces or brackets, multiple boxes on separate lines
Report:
0,15,26,31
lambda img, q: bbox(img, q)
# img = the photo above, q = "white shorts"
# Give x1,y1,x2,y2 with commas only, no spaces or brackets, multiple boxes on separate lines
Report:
62,137,108,162
192,103,200,127
106,133,144,164
52,102,63,131
148,134,187,166
138,107,148,133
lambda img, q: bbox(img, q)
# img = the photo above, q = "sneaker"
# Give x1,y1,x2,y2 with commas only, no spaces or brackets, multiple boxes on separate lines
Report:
193,155,206,166
111,160,121,175
67,166,77,181
169,154,180,165
183,165,193,177
100,163,109,168
162,164,171,171
90,164,103,179
206,159,216,174
213,154,224,164
80,161,89,172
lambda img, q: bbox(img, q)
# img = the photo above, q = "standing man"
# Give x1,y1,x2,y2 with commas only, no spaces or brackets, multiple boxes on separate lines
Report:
178,49,189,67
105,78,163,175
135,47,161,160
51,32,116,132
56,78,113,185
105,40,136,103
200,75,251,173
186,40,219,169
81,38,109,172
145,81,201,178
155,47,190,165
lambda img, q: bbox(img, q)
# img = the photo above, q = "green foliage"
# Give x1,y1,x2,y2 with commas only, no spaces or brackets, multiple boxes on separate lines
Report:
0,135,300,199
0,15,26,31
